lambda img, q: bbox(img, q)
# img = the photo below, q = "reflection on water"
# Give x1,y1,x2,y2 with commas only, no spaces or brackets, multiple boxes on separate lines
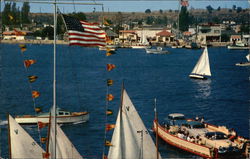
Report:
193,79,211,99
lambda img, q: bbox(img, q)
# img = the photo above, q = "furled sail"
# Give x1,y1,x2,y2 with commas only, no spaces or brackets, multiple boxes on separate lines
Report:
8,114,45,159
191,47,211,76
48,107,83,159
108,89,162,159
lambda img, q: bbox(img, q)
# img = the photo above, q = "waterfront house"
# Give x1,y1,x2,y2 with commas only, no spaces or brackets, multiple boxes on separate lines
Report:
197,23,221,44
119,30,137,45
155,30,174,44
230,35,241,43
3,30,34,40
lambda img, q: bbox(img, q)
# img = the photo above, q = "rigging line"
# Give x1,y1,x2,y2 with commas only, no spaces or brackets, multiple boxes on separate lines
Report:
102,85,109,158
72,0,76,13
19,49,43,147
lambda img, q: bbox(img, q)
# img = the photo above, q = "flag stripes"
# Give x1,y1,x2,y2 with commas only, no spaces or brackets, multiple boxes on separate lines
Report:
62,14,106,47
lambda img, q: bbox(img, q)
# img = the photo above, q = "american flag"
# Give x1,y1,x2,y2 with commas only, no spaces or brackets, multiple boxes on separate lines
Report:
62,14,106,47
180,0,189,7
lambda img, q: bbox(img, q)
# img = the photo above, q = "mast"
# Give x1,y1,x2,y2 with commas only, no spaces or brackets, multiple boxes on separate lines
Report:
53,0,57,157
7,114,12,159
154,98,159,159
119,81,124,158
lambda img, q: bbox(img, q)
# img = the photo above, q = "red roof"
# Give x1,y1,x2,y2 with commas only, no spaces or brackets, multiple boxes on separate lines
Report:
231,35,241,39
183,31,191,36
156,30,173,37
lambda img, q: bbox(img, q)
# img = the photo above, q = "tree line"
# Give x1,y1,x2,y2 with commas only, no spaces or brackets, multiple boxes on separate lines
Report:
2,2,30,27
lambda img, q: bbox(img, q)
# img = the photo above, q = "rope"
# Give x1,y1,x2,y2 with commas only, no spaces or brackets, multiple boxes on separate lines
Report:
19,46,43,147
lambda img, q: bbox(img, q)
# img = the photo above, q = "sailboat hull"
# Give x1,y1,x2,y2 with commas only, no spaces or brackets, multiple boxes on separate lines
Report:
189,74,207,80
15,112,89,124
235,62,250,66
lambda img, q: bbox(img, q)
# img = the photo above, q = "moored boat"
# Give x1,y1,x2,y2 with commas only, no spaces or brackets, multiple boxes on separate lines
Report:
235,53,250,66
228,42,249,50
15,108,89,124
153,113,250,159
145,47,169,54
131,45,151,49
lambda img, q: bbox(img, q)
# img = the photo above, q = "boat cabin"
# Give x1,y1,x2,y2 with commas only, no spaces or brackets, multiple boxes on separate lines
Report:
168,113,185,120
205,132,228,140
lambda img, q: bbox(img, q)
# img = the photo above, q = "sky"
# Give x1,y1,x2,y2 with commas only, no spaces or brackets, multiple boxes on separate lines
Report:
1,0,249,13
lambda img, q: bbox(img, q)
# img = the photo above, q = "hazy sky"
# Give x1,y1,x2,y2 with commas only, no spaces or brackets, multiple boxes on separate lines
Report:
1,0,249,13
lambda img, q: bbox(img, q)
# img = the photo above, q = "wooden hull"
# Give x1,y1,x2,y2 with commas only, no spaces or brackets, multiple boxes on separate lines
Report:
153,121,213,158
15,112,89,124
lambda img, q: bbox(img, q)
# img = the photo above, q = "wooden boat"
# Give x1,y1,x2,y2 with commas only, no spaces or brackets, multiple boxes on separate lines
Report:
146,47,169,54
107,87,162,159
153,113,250,159
189,47,211,79
236,53,250,66
15,108,89,124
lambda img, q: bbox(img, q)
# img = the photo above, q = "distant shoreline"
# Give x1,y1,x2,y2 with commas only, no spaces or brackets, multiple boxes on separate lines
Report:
0,39,232,47
0,39,68,45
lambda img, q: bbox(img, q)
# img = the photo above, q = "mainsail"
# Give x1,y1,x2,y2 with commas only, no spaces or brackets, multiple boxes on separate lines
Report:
108,89,162,159
48,107,83,159
246,54,250,62
8,114,45,159
190,47,211,76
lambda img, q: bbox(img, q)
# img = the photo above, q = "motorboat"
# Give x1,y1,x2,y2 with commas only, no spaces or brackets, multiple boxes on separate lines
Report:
145,47,169,54
228,42,249,50
15,108,89,124
153,113,250,159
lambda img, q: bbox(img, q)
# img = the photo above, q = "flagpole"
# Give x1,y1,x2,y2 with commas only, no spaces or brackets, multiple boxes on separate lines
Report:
53,0,57,158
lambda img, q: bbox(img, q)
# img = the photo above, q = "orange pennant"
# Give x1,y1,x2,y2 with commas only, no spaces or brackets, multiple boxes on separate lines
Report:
106,64,116,71
106,94,114,101
32,91,40,98
24,60,36,68
106,124,115,131
38,121,48,129
42,152,50,159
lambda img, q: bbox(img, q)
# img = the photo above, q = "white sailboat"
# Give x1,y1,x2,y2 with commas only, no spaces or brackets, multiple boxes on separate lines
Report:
235,53,250,66
47,107,83,159
131,30,150,49
8,114,45,159
108,88,162,159
189,47,211,79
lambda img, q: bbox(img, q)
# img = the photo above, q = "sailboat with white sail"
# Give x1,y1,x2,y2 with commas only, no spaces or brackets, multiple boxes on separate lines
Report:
8,114,45,159
108,87,162,159
131,30,150,49
235,53,250,66
189,47,211,79
47,107,83,159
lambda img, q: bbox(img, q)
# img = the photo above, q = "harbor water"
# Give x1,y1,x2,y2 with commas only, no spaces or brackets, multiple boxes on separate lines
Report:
0,44,249,158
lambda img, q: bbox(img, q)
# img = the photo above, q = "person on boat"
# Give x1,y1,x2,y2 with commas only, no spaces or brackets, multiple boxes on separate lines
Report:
195,116,199,121
200,117,204,123
190,136,195,142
